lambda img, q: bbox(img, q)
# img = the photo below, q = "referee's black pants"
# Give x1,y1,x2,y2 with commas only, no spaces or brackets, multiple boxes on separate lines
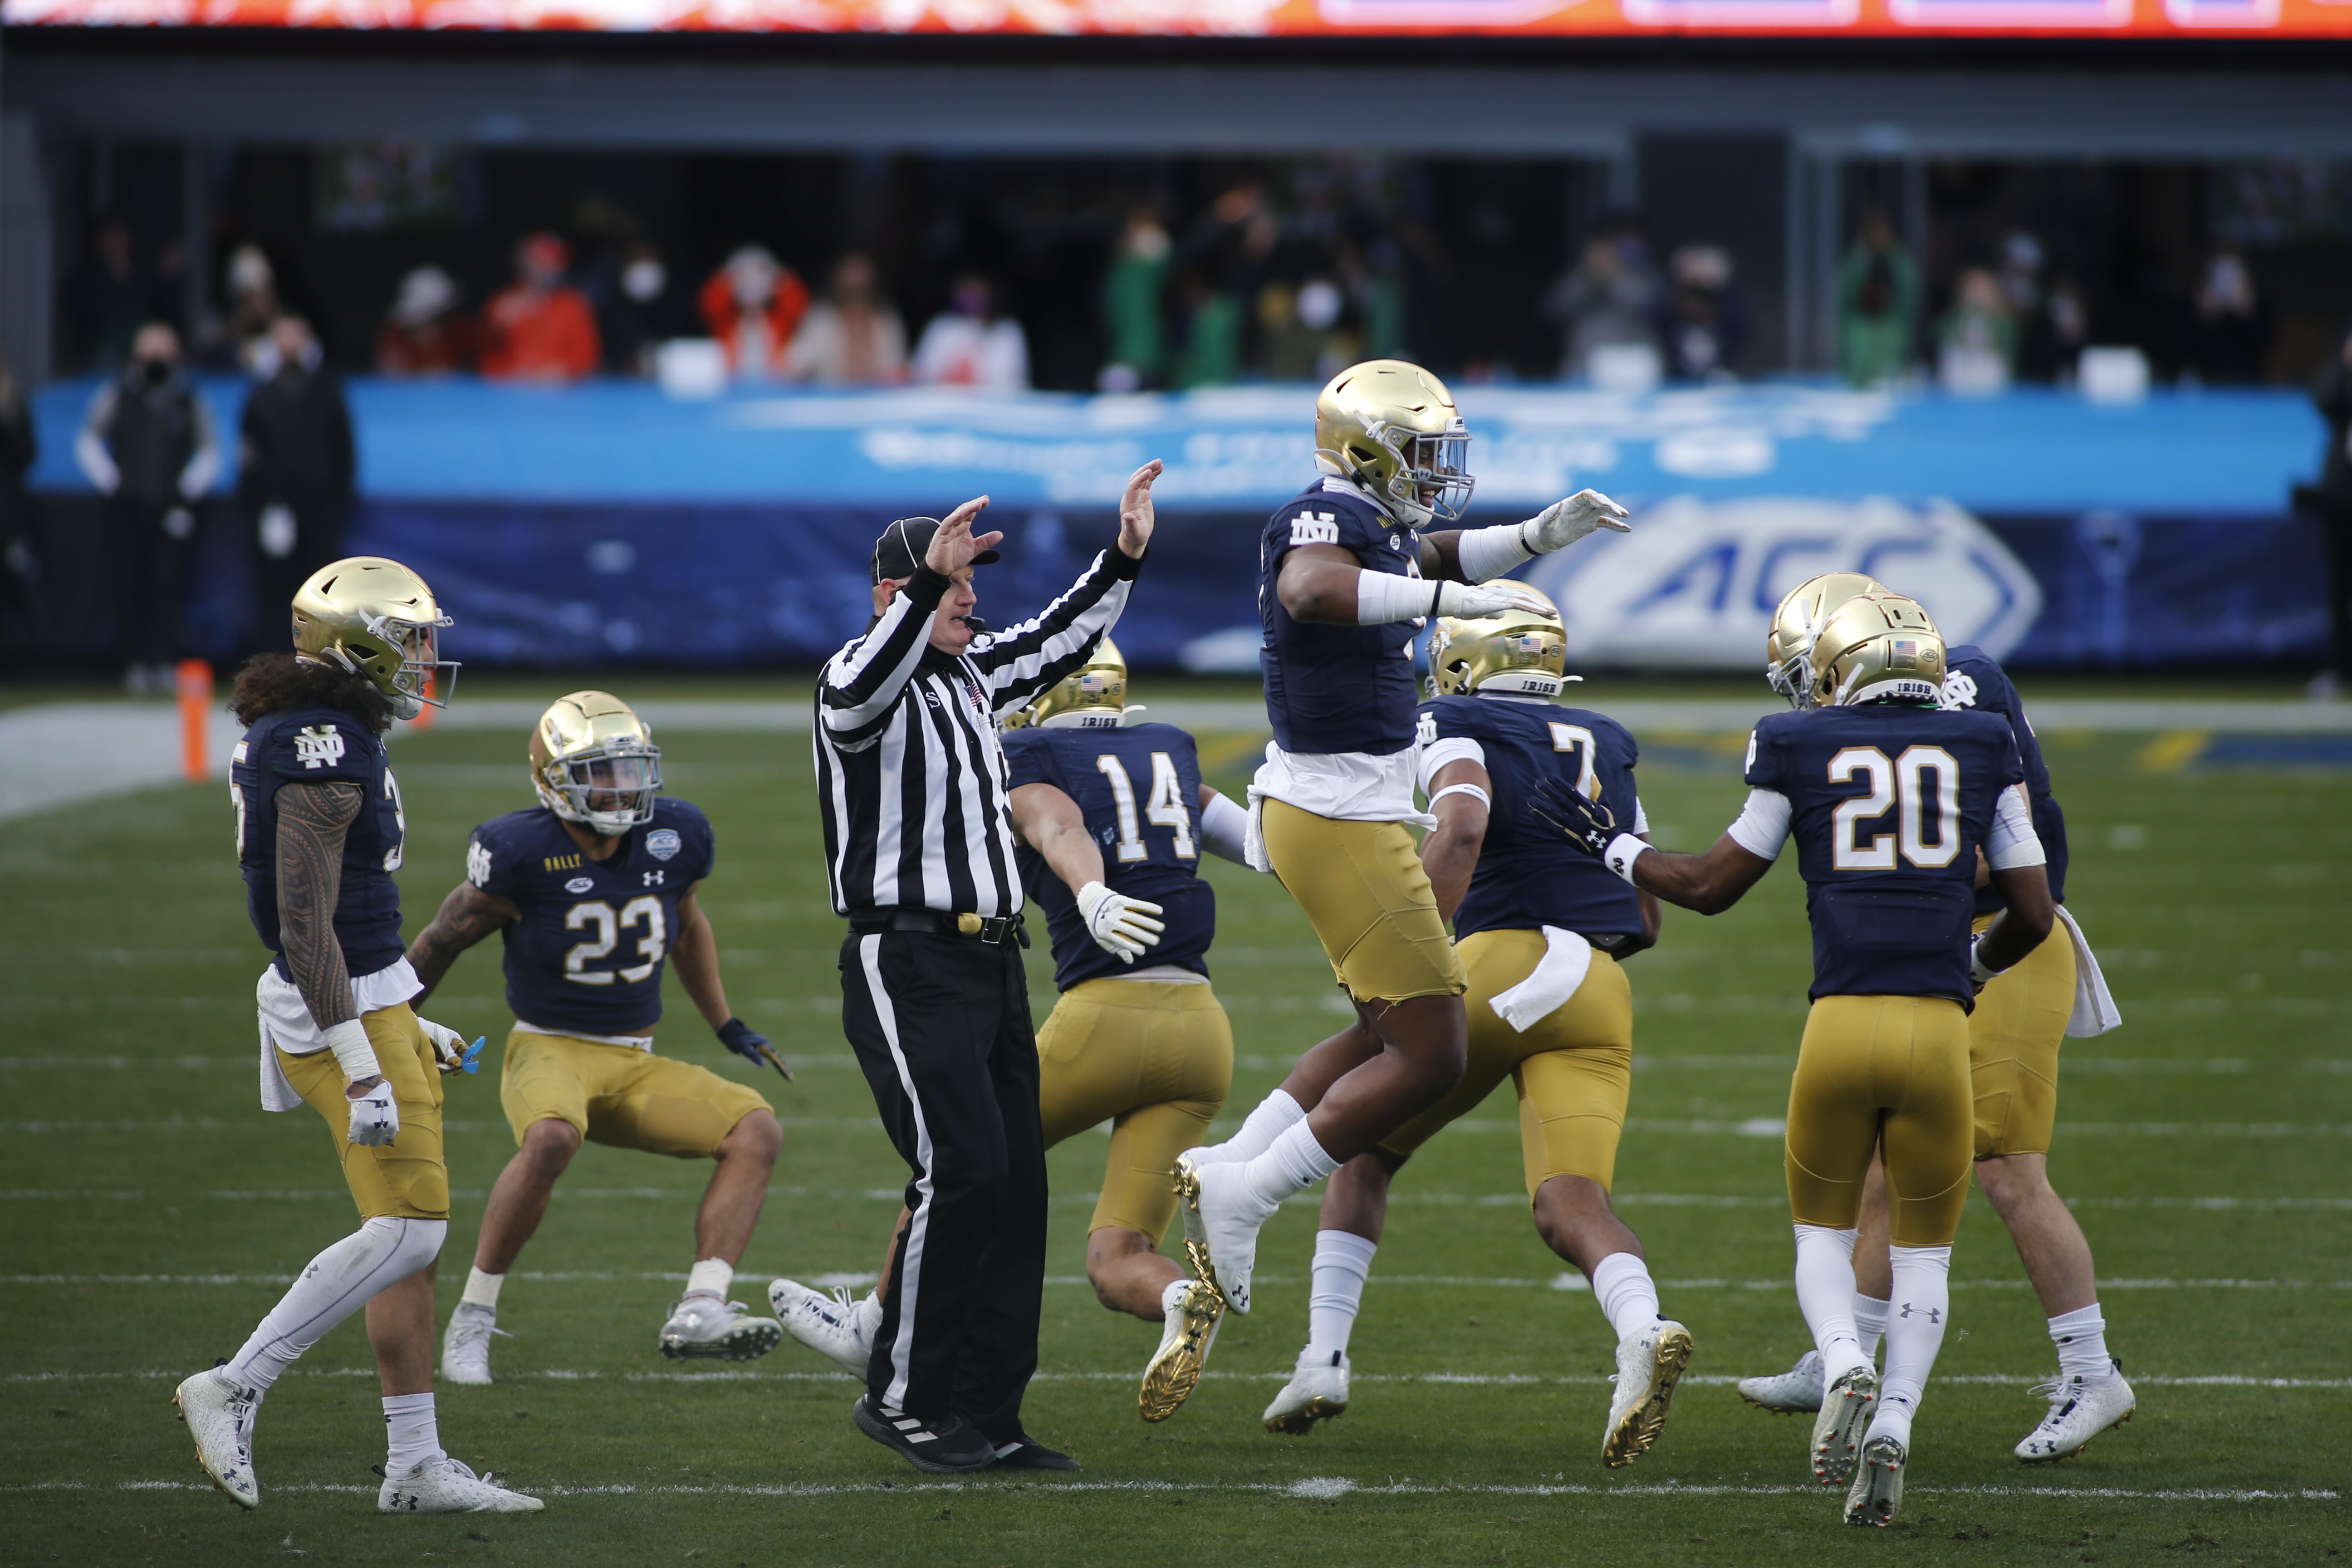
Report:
839,929,1045,1443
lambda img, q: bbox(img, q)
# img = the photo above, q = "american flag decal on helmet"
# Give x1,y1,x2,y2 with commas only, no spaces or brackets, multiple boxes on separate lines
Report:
1890,638,1917,668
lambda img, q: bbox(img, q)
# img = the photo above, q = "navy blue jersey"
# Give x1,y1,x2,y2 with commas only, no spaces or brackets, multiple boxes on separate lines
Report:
1002,722,1216,992
466,798,716,1037
1419,694,1645,944
1259,478,1423,756
1746,705,2028,1008
1944,646,2069,915
234,708,409,983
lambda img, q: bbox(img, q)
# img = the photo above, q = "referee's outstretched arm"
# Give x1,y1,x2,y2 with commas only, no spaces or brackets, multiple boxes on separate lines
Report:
973,460,1163,710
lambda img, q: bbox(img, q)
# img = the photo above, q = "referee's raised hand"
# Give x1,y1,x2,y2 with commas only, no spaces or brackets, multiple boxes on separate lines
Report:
1118,460,1162,559
925,496,1005,576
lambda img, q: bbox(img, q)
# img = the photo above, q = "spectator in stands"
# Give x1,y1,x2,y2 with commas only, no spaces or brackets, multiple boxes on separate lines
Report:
1543,215,1662,381
1834,210,1921,388
223,246,283,377
2302,319,2352,700
70,216,153,372
1659,244,1744,382
1937,267,2016,393
377,265,478,376
912,274,1030,391
480,233,602,383
1099,207,1171,392
698,245,810,382
0,349,37,666
2183,250,2270,386
785,253,906,387
240,315,356,633
603,242,681,378
1171,270,1241,389
74,323,220,694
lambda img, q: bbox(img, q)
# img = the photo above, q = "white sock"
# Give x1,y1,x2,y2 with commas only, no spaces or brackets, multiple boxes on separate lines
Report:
1242,1120,1338,1211
382,1391,445,1475
1305,1229,1377,1359
1589,1251,1662,1342
2049,1303,2112,1384
461,1267,504,1311
1853,1293,1891,1362
1877,1244,1952,1443
686,1258,733,1300
1161,1278,1192,1314
1792,1224,1870,1379
1215,1090,1306,1164
225,1217,446,1394
857,1291,884,1336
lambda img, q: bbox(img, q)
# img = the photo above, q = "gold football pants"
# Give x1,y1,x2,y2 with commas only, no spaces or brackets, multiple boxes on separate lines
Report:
1036,978,1233,1245
1376,930,1635,1197
1260,798,1467,1004
276,1002,450,1221
501,1028,773,1158
1785,995,1974,1248
1968,911,2078,1158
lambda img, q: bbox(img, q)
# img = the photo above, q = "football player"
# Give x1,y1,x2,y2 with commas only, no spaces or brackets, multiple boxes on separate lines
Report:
1259,593,1694,1469
407,692,786,1382
1538,592,2055,1528
175,557,541,1515
768,640,1257,1426
1176,359,1631,1324
1736,574,2133,1463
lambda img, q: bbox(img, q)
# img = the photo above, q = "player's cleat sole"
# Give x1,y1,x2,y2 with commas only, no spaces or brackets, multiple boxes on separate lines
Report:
769,1279,875,1375
990,1438,1081,1472
658,1296,784,1362
1810,1364,1879,1486
172,1369,260,1509
1602,1320,1694,1468
851,1395,1000,1475
1263,1350,1350,1436
441,1301,500,1387
378,1456,544,1514
1139,1279,1224,1424
1842,1433,1906,1527
1737,1348,1825,1414
2016,1363,2137,1463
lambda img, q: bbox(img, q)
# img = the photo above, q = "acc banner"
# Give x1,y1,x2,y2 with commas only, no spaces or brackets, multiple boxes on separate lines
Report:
1522,496,2043,668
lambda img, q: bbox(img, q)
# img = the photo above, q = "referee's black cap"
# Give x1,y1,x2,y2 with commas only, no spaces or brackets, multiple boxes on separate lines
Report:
873,516,1001,583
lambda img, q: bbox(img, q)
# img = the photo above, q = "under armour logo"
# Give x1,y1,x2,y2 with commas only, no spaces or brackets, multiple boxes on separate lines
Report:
1898,1303,1943,1324
293,725,346,769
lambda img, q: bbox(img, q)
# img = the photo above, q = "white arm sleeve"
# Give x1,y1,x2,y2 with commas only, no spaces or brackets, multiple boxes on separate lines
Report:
1199,791,1254,867
1724,788,1792,861
1986,783,2047,870
1416,736,1485,795
1633,796,1651,835
1355,571,1439,625
1453,522,1535,583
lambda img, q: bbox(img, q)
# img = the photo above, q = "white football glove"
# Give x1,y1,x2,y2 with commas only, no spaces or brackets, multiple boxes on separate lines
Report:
1435,578,1556,621
417,1017,482,1076
1075,880,1166,964
347,1077,400,1146
1522,489,1631,554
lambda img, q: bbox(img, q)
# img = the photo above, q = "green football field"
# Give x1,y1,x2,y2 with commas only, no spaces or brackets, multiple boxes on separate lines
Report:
4,676,2347,1566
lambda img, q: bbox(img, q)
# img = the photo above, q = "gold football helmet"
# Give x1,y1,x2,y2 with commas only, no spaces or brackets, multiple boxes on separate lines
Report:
1766,571,1888,709
1314,359,1475,529
1428,587,1576,699
1812,592,1946,708
291,556,457,720
530,691,663,834
1003,637,1128,731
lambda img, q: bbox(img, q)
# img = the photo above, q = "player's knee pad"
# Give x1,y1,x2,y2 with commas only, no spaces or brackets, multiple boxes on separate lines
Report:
358,1214,448,1279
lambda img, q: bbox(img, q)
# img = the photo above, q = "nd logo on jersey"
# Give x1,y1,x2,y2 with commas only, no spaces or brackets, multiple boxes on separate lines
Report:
293,725,347,769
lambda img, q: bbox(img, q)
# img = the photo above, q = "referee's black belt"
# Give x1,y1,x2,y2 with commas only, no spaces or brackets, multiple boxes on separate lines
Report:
848,908,1028,946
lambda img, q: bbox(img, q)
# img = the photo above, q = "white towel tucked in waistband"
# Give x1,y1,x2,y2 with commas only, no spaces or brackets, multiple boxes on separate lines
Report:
2054,905,2123,1039
1488,926,1593,1034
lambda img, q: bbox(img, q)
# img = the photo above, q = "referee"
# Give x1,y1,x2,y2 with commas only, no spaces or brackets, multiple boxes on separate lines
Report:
814,465,1161,1474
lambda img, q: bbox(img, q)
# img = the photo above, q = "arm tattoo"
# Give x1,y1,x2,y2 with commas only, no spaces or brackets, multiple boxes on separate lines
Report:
275,781,363,1029
406,882,517,1004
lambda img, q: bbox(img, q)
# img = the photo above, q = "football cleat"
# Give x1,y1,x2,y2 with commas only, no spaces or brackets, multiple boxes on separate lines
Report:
2015,1361,2136,1463
1810,1363,1879,1486
173,1368,261,1509
441,1301,503,1386
769,1279,875,1375
1138,1278,1224,1423
658,1293,783,1362
1174,1152,1273,1316
1738,1348,1826,1414
1602,1319,1694,1468
1842,1433,1906,1527
378,1455,544,1514
1263,1349,1351,1435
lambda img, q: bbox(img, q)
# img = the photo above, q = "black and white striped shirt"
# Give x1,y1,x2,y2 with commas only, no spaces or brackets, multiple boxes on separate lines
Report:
814,547,1142,918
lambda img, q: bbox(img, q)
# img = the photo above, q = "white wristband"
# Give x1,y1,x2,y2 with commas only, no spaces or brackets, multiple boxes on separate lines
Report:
1970,939,2007,987
1453,521,1536,583
1428,782,1491,812
1602,833,1647,884
320,1017,383,1084
1354,570,1440,625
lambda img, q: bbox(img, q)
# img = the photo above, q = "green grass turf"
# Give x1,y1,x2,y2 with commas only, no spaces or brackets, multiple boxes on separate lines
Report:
2,686,2348,1565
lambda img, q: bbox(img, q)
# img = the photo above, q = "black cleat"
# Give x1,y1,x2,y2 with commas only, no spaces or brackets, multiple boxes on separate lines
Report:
851,1395,998,1475
989,1436,1080,1472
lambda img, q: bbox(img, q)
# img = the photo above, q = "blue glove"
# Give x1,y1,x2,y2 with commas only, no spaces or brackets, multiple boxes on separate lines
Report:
717,1017,769,1063
1527,776,1618,859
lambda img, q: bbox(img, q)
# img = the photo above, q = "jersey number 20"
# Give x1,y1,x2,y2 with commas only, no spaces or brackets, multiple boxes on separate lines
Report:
565,896,666,985
1096,753,1197,862
1828,746,1960,872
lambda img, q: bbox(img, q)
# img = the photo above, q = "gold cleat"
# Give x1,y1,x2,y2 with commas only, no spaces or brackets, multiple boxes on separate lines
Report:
1602,1320,1695,1469
1264,1350,1350,1435
1139,1279,1224,1423
1171,1155,1227,1310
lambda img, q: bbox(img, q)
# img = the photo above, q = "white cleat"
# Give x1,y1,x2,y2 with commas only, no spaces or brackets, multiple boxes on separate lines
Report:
2016,1362,2136,1463
441,1301,503,1387
1173,1151,1273,1316
1263,1349,1351,1436
658,1292,783,1362
768,1279,876,1375
1602,1319,1694,1468
172,1368,260,1509
1738,1348,1825,1414
1809,1363,1879,1486
378,1455,545,1514
1138,1279,1224,1424
1842,1433,1907,1527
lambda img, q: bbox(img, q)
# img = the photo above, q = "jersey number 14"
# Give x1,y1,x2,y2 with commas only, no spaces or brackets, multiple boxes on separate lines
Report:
1096,752,1197,863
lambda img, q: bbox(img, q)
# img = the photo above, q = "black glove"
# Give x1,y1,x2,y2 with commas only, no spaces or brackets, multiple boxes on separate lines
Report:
1527,776,1618,859
717,1017,770,1063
